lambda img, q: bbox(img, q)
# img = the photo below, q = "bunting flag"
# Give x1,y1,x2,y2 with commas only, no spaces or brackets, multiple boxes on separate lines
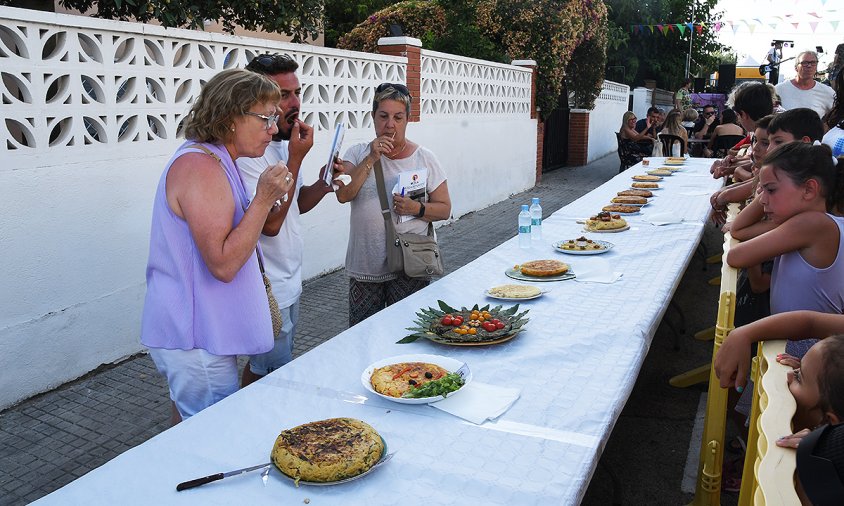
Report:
809,21,818,31
748,24,756,34
629,14,843,37
677,23,687,35
832,20,840,31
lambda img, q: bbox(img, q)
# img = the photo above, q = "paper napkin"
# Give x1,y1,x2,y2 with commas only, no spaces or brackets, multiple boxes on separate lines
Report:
431,382,521,425
572,257,623,284
644,211,684,226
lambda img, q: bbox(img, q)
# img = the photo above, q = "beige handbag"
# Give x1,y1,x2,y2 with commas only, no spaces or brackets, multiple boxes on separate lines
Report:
373,160,444,278
188,144,282,336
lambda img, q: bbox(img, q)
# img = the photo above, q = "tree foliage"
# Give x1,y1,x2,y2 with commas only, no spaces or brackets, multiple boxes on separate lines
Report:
604,0,727,90
55,0,324,42
337,0,609,118
323,0,400,48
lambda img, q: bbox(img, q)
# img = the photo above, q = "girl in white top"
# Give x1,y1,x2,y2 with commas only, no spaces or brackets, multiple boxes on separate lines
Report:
336,83,452,326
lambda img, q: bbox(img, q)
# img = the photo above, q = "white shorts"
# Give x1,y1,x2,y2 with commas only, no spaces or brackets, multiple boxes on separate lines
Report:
148,347,238,420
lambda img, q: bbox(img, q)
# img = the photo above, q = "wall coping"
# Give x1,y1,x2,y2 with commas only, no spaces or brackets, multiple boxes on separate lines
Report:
377,36,422,47
422,49,534,73
511,59,537,66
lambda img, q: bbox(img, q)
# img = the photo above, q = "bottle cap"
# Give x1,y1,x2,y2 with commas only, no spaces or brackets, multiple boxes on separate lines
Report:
531,197,540,204
521,205,529,211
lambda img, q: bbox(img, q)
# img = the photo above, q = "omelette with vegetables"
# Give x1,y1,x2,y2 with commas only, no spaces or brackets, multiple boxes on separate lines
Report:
371,362,452,398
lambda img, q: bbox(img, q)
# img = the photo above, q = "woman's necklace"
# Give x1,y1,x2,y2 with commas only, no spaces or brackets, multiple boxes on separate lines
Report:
386,139,408,159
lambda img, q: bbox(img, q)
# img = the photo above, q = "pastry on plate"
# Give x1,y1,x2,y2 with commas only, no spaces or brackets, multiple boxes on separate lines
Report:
519,259,570,277
647,169,672,176
585,211,628,230
617,189,653,198
559,236,606,251
487,284,542,298
370,362,449,398
632,174,662,182
271,418,384,484
611,195,648,205
632,182,660,189
602,204,640,214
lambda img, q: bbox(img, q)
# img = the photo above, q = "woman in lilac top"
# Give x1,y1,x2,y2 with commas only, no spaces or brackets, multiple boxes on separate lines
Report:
141,69,293,422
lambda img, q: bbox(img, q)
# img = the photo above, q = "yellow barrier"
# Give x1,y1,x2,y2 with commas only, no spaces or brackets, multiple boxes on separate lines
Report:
691,203,800,505
691,205,739,505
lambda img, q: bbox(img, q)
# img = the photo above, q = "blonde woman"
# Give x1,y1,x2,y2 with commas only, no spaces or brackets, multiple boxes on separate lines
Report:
619,111,655,155
659,110,688,157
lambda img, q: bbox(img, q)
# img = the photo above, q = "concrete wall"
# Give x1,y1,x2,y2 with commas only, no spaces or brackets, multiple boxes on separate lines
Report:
0,6,536,408
587,80,630,163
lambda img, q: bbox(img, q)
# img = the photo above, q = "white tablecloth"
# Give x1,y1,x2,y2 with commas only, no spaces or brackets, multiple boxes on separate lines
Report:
34,157,723,505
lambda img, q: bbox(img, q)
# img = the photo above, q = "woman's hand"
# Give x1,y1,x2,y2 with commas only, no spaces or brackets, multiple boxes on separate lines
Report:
776,428,811,449
714,327,753,390
777,353,801,369
255,162,293,209
369,134,397,159
392,193,421,217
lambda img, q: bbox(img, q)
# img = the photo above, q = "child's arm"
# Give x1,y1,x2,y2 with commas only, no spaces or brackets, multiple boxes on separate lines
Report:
728,198,776,241
727,211,828,267
746,264,771,293
715,311,844,389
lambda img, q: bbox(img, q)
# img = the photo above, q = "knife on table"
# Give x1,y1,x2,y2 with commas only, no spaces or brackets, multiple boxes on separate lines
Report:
176,462,271,491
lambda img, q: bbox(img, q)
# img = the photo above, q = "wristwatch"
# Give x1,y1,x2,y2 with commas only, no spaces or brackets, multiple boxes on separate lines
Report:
416,202,426,218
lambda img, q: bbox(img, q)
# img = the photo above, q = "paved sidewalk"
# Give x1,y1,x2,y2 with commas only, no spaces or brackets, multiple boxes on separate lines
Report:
0,154,728,505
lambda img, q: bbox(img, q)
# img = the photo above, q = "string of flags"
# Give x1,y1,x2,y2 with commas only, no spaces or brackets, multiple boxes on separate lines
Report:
632,13,842,36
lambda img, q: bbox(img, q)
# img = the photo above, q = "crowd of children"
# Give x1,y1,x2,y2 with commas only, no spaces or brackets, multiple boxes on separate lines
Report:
706,79,844,503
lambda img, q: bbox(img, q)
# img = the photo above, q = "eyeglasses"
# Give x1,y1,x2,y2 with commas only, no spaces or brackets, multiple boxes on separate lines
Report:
799,60,819,67
245,53,295,72
243,111,280,130
375,82,412,98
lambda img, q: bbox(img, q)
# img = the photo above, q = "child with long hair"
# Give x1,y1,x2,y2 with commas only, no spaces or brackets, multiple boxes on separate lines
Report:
727,142,844,360
659,110,688,157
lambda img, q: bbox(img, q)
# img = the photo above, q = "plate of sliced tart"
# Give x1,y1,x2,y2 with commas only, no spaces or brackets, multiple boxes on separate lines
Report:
632,174,663,182
506,259,575,281
647,169,672,176
602,204,640,215
631,182,661,190
361,354,471,404
584,211,629,232
554,237,613,255
484,284,546,301
617,189,654,198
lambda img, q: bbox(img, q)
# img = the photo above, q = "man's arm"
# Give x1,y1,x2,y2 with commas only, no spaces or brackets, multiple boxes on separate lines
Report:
298,159,346,214
262,120,313,236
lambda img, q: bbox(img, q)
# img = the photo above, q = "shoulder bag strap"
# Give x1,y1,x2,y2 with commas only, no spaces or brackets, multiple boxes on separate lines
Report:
373,159,435,238
185,143,269,275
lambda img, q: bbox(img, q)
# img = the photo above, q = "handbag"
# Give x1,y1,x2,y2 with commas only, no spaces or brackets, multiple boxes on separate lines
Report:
187,144,283,336
373,160,444,278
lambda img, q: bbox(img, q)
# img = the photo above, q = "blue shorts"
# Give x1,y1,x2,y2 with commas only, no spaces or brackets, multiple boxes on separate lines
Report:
248,300,299,375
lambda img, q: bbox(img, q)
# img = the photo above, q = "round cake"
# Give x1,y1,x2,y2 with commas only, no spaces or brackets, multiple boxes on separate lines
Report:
632,182,660,189
647,169,672,176
370,362,449,397
519,259,569,277
611,195,647,205
487,284,542,298
271,418,384,484
585,211,628,230
617,189,653,198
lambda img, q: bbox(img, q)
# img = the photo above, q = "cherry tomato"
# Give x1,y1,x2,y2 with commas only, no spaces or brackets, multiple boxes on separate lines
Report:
483,322,497,332
452,316,464,326
491,318,501,325
441,316,453,326
495,322,505,329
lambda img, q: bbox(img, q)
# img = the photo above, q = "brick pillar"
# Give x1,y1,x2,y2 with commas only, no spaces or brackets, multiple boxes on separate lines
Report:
567,109,590,167
513,59,541,182
377,36,422,123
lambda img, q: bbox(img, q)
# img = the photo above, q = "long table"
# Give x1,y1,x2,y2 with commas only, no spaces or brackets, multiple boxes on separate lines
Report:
34,157,722,505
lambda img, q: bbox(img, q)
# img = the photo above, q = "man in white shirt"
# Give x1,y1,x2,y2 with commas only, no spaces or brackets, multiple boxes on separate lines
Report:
775,50,835,119
239,54,339,386
764,42,782,84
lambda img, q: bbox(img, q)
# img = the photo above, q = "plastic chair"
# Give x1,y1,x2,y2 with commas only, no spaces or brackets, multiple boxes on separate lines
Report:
710,134,745,158
658,134,686,157
616,132,644,173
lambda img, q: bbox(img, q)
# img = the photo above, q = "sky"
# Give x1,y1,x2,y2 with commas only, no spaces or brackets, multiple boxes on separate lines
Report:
714,0,842,80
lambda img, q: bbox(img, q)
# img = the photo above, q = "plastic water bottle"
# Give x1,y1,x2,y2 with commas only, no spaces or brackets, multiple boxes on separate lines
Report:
529,197,542,242
518,204,531,248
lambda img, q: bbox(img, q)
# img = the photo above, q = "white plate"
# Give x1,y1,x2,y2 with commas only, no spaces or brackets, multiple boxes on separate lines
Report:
484,286,549,301
361,354,471,405
646,171,673,177
632,176,663,182
629,186,662,191
602,209,639,215
553,239,614,255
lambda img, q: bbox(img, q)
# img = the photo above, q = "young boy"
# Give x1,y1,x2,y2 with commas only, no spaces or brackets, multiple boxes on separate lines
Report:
766,107,826,150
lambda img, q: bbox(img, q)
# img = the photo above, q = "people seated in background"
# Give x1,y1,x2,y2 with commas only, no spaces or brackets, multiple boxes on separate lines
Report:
681,108,698,132
659,110,688,157
635,107,661,151
705,108,745,158
776,50,836,119
822,68,844,157
765,83,786,113
620,111,655,155
694,104,720,141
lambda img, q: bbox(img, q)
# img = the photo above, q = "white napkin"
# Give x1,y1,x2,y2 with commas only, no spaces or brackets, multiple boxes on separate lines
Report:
332,174,352,190
645,211,684,226
679,190,711,196
572,257,623,284
430,382,520,425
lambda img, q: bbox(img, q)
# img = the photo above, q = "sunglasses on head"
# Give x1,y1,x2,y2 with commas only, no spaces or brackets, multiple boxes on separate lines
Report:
246,53,294,72
375,82,412,98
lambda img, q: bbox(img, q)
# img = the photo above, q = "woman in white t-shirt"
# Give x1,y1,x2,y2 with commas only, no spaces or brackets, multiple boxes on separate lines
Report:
336,83,452,326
